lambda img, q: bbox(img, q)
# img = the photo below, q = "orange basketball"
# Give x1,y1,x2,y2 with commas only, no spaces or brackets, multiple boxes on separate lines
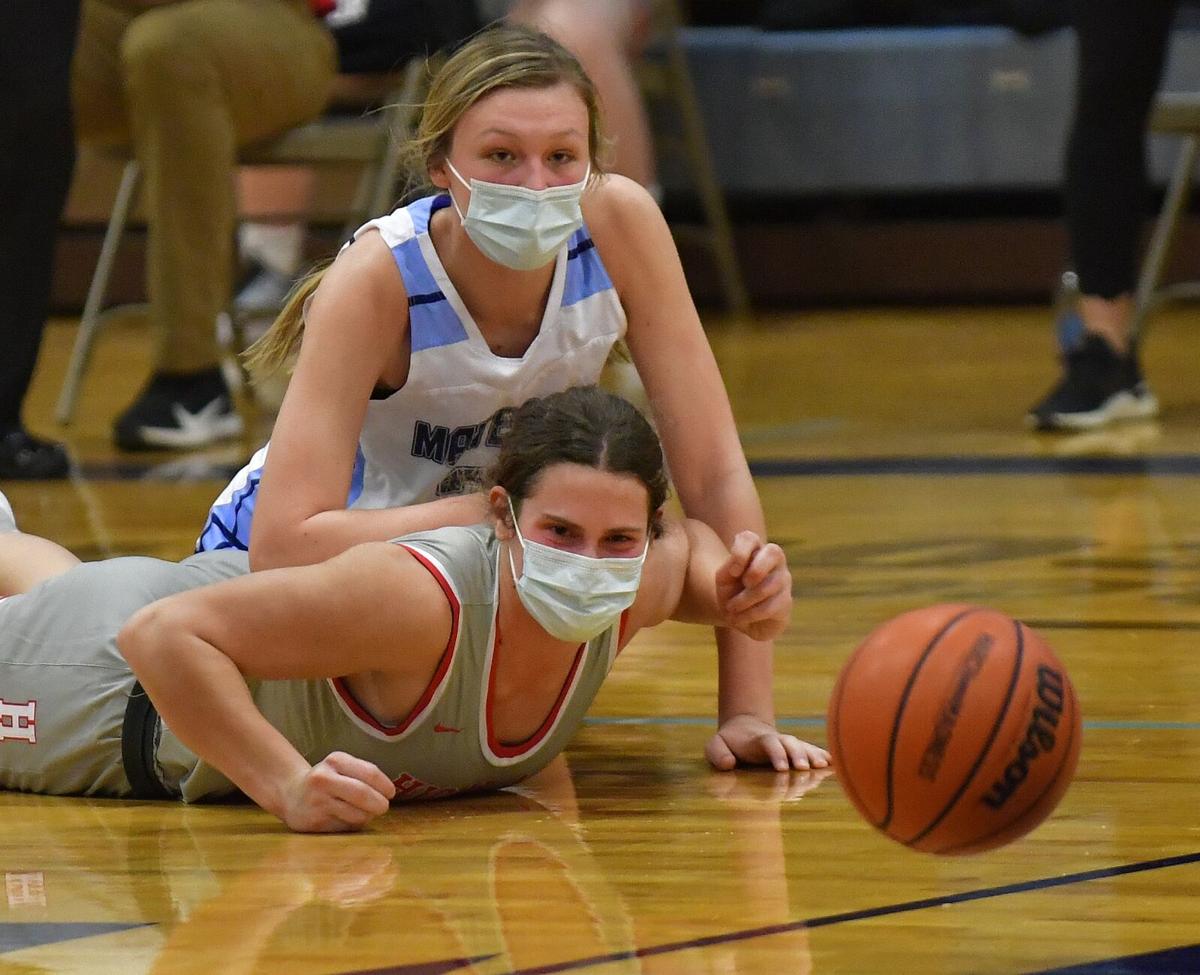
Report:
827,604,1081,855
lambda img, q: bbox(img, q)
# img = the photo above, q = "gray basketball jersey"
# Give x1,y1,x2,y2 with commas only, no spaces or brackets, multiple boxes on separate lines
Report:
159,524,623,802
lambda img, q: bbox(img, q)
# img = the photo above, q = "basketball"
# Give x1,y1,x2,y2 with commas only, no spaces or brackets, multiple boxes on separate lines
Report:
827,604,1081,855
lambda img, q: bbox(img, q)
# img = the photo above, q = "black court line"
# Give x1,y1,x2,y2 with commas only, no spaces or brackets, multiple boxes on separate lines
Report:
62,453,1200,484
1027,942,1200,975
504,851,1200,975
748,455,1200,478
1024,619,1200,632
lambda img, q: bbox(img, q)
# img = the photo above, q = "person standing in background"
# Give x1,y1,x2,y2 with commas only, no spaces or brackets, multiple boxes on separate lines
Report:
1027,0,1177,431
0,1,79,479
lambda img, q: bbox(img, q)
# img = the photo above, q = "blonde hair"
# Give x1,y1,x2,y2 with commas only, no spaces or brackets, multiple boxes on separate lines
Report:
244,24,607,382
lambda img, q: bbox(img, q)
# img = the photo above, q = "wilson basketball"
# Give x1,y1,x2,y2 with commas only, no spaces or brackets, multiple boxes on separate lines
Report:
828,604,1081,855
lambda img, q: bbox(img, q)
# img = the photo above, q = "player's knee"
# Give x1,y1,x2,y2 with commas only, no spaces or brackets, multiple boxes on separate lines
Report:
120,15,209,91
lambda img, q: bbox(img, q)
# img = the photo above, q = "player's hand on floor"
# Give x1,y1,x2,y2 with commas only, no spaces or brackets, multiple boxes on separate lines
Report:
714,531,793,642
281,752,396,833
706,715,832,772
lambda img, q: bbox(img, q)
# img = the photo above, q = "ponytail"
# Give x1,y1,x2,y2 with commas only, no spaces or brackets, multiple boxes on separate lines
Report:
241,261,331,381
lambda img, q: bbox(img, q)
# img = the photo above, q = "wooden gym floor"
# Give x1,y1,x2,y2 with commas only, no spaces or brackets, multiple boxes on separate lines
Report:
3,305,1200,973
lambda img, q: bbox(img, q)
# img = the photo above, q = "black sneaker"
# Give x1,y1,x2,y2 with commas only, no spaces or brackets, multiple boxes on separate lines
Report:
1026,332,1159,431
114,367,244,451
0,427,70,480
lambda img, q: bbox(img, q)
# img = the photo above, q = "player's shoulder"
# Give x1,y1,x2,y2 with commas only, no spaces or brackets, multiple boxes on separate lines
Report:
630,519,691,630
307,228,408,332
582,173,663,239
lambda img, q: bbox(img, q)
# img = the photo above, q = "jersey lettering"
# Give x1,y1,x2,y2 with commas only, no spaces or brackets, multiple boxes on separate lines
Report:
411,421,449,464
391,772,459,802
411,407,515,467
0,699,36,743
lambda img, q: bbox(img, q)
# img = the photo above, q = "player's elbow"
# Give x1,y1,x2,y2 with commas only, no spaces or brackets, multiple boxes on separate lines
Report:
247,524,296,572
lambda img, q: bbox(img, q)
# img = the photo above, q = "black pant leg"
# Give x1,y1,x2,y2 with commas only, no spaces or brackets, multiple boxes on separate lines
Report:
1064,0,1178,298
0,0,81,428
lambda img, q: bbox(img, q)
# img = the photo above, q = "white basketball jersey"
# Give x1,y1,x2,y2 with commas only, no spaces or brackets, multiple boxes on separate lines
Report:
197,194,627,552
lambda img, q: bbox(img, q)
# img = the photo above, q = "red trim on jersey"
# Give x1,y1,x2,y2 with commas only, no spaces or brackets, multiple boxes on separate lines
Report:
617,608,632,653
330,544,460,736
485,618,586,759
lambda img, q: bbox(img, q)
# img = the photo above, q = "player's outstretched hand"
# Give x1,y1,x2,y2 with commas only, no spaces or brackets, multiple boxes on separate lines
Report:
280,752,396,833
714,531,793,642
705,714,832,773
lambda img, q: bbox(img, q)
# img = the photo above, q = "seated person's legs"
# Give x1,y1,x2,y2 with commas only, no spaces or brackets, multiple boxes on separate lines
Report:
73,0,336,451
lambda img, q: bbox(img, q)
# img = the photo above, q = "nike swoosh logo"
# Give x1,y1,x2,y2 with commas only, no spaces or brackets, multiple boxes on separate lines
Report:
434,723,462,734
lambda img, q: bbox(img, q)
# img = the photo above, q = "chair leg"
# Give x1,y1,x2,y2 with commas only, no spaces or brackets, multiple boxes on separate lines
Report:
55,160,142,424
1131,135,1198,343
660,0,750,316
334,57,429,243
364,57,429,221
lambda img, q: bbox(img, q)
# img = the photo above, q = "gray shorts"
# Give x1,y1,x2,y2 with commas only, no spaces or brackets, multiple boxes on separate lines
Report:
0,550,249,797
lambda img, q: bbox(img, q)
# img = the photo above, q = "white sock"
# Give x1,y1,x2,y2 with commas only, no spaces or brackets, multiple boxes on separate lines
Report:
0,491,16,534
239,222,304,277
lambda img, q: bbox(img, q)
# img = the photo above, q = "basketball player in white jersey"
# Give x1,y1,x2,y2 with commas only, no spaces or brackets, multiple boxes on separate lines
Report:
0,388,829,833
196,25,795,774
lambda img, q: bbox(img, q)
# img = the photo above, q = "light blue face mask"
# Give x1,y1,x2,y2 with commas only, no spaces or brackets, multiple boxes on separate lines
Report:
506,497,648,643
446,161,590,271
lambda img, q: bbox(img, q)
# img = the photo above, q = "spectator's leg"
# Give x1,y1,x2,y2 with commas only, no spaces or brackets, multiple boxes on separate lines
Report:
508,0,657,189
108,0,334,449
1026,0,1177,431
1066,0,1177,353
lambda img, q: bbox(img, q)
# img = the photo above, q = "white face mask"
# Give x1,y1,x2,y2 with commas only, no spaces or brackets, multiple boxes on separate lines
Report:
446,160,589,271
506,497,647,643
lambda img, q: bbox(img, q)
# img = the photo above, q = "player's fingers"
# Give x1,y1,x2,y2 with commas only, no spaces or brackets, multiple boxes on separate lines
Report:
734,539,784,591
324,751,397,801
312,761,393,820
704,732,738,771
760,734,790,772
724,566,790,617
721,531,761,582
728,591,792,637
771,735,810,771
784,736,831,772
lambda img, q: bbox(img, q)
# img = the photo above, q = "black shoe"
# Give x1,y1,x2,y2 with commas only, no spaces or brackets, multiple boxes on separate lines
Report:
0,428,70,480
114,367,244,451
1026,332,1159,432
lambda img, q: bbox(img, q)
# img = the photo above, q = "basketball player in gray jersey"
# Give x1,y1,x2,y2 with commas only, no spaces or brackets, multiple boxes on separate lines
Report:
0,388,829,833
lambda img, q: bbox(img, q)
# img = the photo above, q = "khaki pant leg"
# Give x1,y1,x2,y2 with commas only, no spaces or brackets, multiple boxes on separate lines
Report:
81,0,336,373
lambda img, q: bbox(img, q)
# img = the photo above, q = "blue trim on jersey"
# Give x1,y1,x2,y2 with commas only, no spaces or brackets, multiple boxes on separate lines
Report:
390,196,469,353
562,227,613,308
196,469,262,552
347,446,366,508
196,512,247,553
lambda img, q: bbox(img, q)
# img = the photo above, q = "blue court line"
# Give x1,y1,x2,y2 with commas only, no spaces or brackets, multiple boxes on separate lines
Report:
581,716,1200,731
748,455,1200,478
505,851,1200,975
